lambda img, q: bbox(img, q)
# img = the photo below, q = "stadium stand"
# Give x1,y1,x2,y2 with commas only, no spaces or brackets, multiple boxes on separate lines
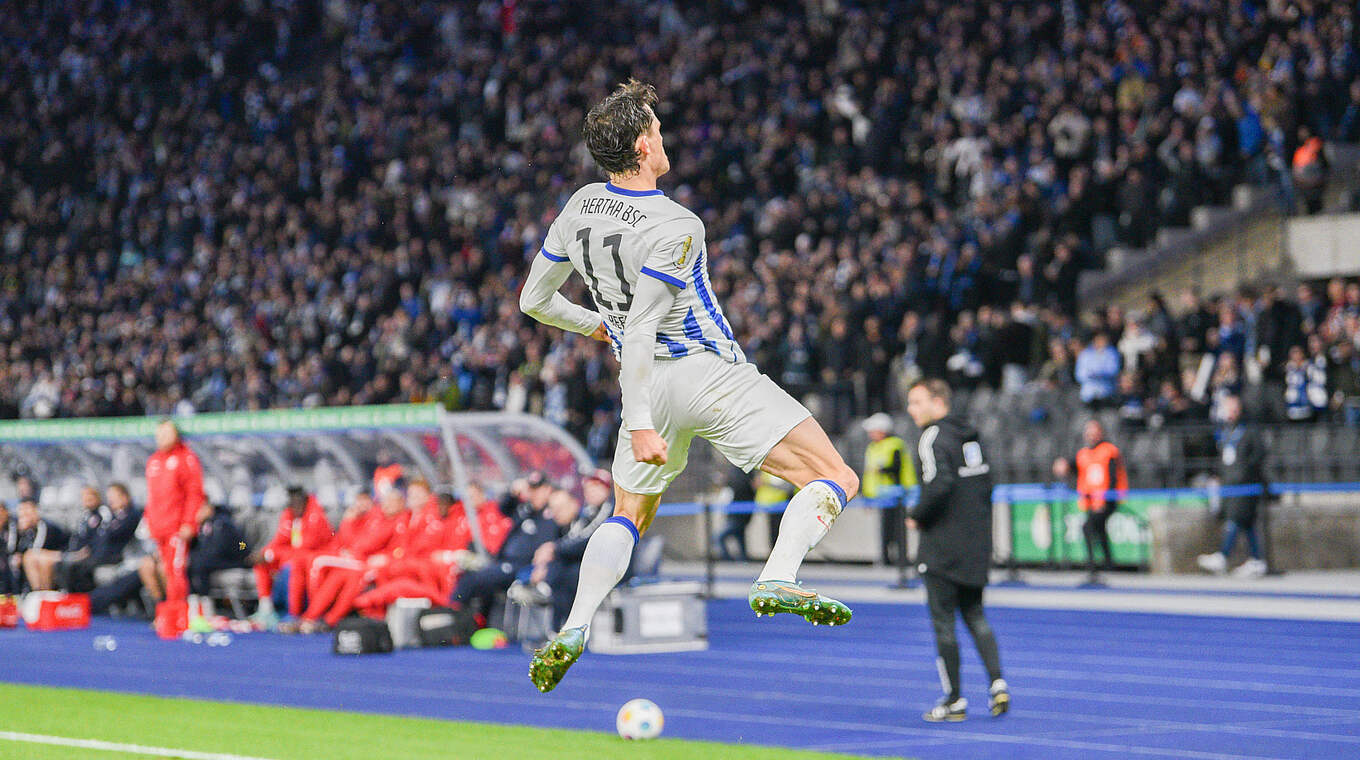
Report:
2,0,1358,447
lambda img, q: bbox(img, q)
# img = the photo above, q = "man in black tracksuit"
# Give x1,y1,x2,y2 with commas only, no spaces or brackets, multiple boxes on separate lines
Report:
906,378,1008,723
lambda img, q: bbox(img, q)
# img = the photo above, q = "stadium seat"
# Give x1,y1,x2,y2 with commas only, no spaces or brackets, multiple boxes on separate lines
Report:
209,568,258,619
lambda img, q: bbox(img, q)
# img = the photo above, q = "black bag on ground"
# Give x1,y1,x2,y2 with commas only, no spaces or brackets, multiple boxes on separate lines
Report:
417,606,477,647
333,617,393,655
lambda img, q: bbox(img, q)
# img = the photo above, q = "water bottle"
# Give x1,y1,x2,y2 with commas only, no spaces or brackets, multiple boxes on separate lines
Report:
206,632,232,647
93,635,117,652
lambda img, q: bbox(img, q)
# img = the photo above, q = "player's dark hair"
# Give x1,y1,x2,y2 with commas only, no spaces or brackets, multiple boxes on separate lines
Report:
910,378,953,405
108,482,130,499
584,79,659,177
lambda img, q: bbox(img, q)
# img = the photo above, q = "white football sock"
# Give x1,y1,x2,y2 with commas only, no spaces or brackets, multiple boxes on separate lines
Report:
758,479,847,582
561,516,637,632
256,596,275,615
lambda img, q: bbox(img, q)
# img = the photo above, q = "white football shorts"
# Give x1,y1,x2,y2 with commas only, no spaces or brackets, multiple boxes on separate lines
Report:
611,352,812,495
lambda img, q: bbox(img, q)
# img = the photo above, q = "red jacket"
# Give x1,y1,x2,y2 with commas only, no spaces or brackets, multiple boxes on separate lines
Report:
263,496,334,561
347,509,411,561
474,500,513,556
401,501,454,559
145,442,205,541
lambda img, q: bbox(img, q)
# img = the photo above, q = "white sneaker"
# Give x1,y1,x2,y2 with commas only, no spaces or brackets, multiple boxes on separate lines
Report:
1196,552,1228,574
1232,558,1267,578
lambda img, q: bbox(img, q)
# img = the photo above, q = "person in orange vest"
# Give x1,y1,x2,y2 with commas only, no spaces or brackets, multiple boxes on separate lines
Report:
144,420,205,611
1056,419,1128,585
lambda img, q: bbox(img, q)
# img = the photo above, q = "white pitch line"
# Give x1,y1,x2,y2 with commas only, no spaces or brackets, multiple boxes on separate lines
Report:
0,731,279,760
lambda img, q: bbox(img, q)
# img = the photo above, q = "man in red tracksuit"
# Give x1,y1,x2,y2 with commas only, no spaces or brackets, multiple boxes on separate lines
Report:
355,484,513,615
288,484,409,633
144,420,204,607
249,486,333,626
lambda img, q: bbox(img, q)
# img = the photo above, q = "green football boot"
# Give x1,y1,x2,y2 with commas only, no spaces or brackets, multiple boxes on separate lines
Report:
748,580,852,626
528,626,586,693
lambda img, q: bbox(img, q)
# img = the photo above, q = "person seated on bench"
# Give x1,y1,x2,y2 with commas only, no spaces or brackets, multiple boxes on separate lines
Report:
54,483,140,593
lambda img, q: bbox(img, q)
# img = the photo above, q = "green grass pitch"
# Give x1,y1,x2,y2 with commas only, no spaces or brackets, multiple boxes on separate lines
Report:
0,683,884,760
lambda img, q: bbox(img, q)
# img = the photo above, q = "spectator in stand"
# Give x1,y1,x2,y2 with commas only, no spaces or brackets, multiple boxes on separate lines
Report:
3,1,1356,434
1075,332,1122,408
248,486,334,629
22,485,102,591
1284,345,1329,422
1198,395,1270,578
144,420,204,615
1330,340,1360,426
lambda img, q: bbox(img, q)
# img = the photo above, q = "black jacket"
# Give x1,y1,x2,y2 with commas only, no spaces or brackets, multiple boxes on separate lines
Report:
1218,423,1268,524
496,511,558,570
556,501,612,565
88,507,141,566
68,507,106,552
910,413,994,587
189,507,250,573
17,519,70,555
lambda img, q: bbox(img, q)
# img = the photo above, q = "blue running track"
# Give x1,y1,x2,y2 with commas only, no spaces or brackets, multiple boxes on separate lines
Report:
4,599,1358,759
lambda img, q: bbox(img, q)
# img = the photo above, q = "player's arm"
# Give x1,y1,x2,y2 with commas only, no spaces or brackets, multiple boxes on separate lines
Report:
179,451,205,539
910,427,956,528
518,250,607,340
620,273,682,465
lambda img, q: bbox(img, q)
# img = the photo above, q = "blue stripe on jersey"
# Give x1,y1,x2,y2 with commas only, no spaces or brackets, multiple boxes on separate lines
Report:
640,266,687,289
540,248,568,262
683,308,723,357
605,182,664,197
691,247,740,361
655,331,689,357
603,322,623,358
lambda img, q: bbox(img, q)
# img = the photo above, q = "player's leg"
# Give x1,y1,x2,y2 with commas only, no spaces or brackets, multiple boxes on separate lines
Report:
691,356,857,625
958,584,1007,716
320,569,369,628
160,537,189,603
744,418,858,625
562,485,659,630
1096,507,1115,570
250,557,281,627
922,573,967,722
530,486,662,694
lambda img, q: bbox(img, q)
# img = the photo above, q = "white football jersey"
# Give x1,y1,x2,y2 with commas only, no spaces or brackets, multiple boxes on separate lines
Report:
541,182,745,363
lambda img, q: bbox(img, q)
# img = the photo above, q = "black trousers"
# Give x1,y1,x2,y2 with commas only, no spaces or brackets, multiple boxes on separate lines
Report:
923,573,1003,701
451,564,516,614
1082,504,1117,572
881,504,907,565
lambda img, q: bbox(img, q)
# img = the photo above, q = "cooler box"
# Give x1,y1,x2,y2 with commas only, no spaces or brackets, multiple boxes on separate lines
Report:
0,595,19,628
588,581,707,654
385,597,432,649
21,592,91,631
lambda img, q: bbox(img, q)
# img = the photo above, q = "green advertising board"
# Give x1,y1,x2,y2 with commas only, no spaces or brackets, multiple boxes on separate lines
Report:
1007,493,1210,566
0,404,443,442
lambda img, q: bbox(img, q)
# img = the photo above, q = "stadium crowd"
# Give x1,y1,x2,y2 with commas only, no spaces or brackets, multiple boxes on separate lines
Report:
2,0,1359,443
